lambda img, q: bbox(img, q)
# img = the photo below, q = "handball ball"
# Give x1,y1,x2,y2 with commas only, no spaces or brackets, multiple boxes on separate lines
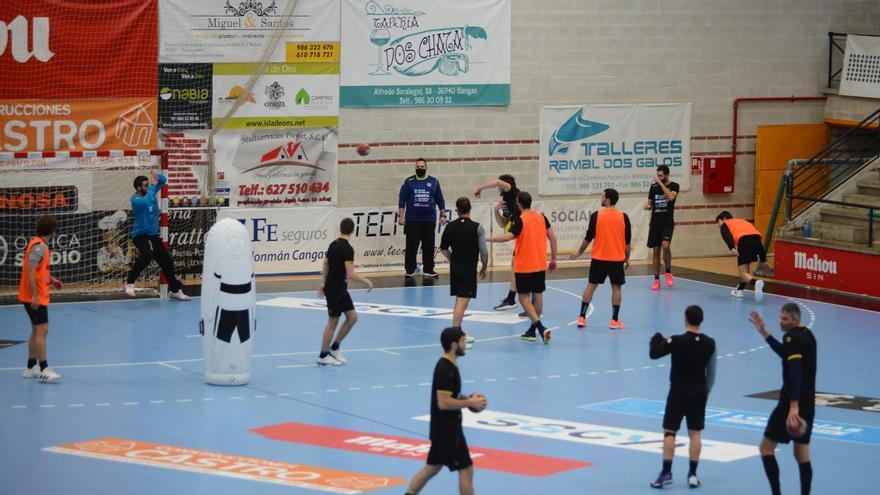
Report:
356,143,370,156
199,195,209,206
171,196,181,206
468,392,487,413
787,416,808,438
181,197,191,206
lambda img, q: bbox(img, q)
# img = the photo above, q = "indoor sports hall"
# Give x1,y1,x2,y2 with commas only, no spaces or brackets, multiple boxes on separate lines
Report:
2,1,880,495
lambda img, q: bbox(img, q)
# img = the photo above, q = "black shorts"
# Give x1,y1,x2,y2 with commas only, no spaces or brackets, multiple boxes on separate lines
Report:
514,271,546,294
450,265,477,299
427,431,473,471
22,304,48,325
737,235,766,265
647,222,675,248
326,291,354,318
588,260,626,285
663,388,709,431
764,401,815,444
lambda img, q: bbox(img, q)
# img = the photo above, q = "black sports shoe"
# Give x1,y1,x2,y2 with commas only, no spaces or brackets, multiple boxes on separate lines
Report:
494,299,517,311
537,324,551,344
404,273,415,279
520,330,537,341
423,271,439,278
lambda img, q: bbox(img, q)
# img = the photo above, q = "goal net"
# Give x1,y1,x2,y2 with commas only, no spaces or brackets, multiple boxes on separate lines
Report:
0,150,207,302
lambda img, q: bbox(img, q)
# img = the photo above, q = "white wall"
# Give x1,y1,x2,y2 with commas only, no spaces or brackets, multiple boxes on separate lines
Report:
337,0,880,257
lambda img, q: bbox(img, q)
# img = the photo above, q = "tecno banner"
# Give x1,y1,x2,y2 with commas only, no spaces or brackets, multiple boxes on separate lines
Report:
218,203,492,275
774,240,880,298
213,129,338,207
0,100,157,152
539,104,692,195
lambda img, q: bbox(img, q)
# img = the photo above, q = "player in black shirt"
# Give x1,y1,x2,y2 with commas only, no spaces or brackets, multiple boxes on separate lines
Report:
405,327,487,495
316,218,372,366
645,165,680,291
649,305,717,489
440,198,489,348
473,174,526,312
748,303,817,495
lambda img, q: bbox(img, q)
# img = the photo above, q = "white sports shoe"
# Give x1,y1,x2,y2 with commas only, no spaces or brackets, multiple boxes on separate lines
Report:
754,279,765,302
465,335,476,344
731,289,744,298
169,290,191,301
38,367,61,383
124,284,136,297
688,474,701,488
329,349,347,364
317,354,342,366
22,365,40,378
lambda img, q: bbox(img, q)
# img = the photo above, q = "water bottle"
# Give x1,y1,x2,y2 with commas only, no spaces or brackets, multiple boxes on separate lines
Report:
803,219,812,238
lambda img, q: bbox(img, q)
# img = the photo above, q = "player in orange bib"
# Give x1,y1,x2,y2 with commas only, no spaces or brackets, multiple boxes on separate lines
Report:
18,216,64,383
716,211,769,301
570,189,631,329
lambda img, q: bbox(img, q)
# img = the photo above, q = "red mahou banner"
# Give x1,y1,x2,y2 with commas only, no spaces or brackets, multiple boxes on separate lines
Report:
774,240,880,298
0,0,158,99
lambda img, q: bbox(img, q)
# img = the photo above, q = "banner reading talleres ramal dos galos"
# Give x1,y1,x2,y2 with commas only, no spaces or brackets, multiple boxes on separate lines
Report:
540,104,692,195
341,0,510,107
0,1,158,153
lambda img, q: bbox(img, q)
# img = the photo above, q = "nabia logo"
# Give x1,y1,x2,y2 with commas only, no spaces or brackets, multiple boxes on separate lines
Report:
0,16,54,63
794,251,838,274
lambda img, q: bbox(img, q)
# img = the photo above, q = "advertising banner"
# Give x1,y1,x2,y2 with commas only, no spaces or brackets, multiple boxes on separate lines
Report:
167,208,216,282
213,128,338,207
539,104,691,195
159,0,340,63
159,131,212,199
774,240,880,298
491,198,651,266
0,1,157,99
158,64,213,129
0,99,158,152
340,0,510,107
218,203,492,275
211,64,339,129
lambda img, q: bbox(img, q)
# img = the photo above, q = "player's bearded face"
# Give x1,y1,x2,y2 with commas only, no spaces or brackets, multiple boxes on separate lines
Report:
456,338,466,356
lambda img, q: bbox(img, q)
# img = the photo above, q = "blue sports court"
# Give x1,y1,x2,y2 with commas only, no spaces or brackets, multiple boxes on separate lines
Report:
2,274,878,494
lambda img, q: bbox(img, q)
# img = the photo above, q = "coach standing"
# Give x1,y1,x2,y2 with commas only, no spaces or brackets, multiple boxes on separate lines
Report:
398,158,447,278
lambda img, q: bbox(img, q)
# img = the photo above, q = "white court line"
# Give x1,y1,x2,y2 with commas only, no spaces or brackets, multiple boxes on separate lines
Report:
157,362,181,371
377,349,401,356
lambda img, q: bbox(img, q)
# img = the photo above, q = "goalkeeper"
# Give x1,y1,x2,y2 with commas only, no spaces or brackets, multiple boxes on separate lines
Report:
125,168,190,301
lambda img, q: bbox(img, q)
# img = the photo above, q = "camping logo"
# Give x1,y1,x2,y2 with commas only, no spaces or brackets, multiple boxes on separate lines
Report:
242,142,326,174
264,81,286,109
548,109,609,156
295,88,310,105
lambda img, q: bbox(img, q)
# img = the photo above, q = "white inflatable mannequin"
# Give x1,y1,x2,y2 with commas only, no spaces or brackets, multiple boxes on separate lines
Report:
201,218,255,385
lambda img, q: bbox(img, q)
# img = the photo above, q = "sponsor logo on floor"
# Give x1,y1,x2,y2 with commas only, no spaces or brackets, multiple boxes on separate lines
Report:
414,410,756,462
251,421,591,477
258,296,523,324
580,398,880,445
748,390,880,414
45,438,404,493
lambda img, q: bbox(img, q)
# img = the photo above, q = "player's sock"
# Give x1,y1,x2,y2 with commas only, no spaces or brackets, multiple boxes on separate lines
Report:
736,281,746,290
580,301,589,317
749,278,757,287
761,455,782,495
688,460,698,476
506,290,516,302
654,274,660,280
612,305,620,321
39,360,48,371
798,461,812,495
319,351,330,358
665,268,671,273
661,459,672,475
27,358,37,369
330,342,340,351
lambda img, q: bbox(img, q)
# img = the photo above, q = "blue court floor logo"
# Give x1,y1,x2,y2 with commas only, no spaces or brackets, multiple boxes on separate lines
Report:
548,108,609,156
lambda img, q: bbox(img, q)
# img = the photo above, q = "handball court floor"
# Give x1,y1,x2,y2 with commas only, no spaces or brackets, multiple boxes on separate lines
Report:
1,263,879,495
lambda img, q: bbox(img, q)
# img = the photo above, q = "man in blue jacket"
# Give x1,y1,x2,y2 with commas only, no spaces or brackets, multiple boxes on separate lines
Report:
398,158,446,278
125,169,190,300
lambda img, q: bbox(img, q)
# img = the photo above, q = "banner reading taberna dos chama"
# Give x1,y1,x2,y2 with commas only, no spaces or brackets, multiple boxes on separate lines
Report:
340,0,510,107
539,104,692,196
